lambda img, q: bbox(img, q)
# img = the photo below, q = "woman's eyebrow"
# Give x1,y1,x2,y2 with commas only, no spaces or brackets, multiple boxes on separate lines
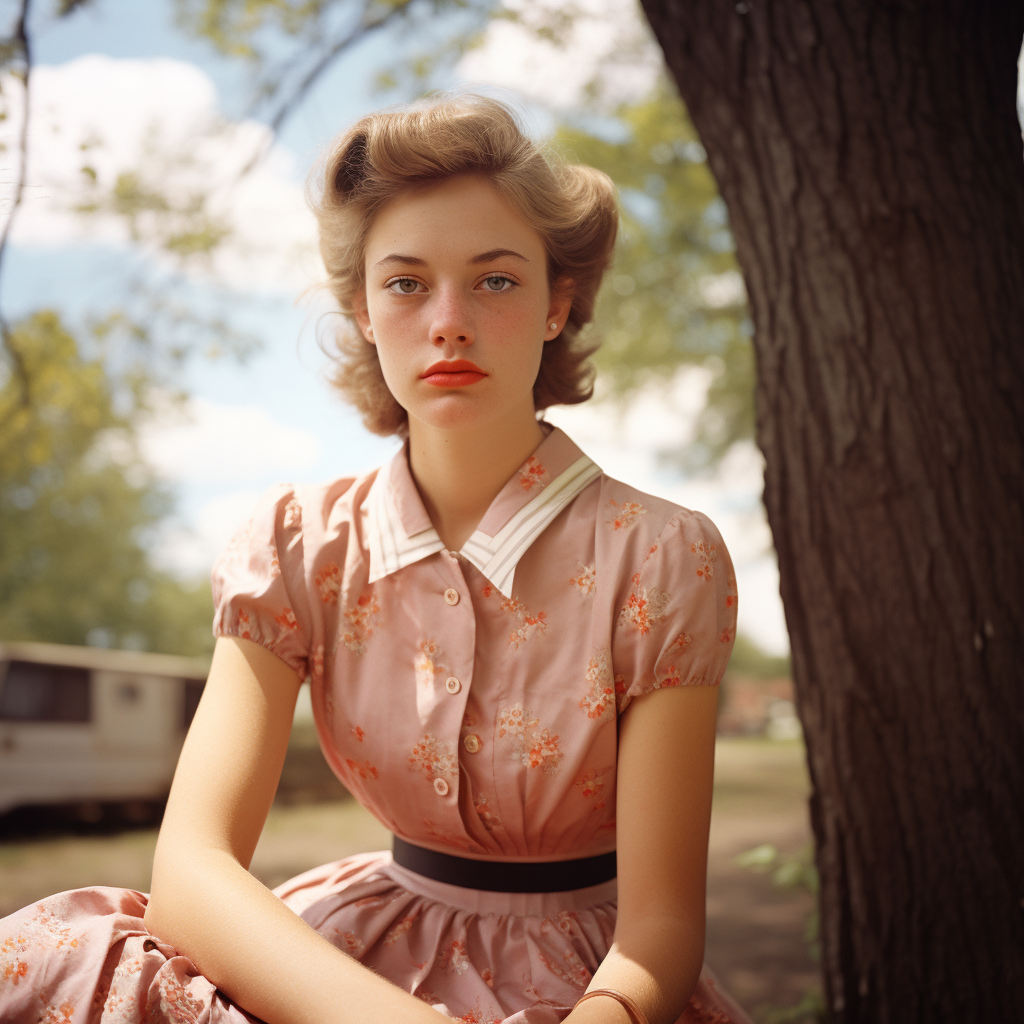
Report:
375,254,426,268
470,248,529,265
374,248,529,269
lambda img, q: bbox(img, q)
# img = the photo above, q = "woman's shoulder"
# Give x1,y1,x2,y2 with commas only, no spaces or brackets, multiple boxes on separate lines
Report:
591,475,737,704
209,469,381,674
281,469,377,518
211,470,380,584
590,471,727,556
242,470,378,539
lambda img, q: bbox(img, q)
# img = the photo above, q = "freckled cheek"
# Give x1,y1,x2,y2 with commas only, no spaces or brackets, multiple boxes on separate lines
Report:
480,303,542,341
368,299,412,332
484,310,546,384
369,306,427,361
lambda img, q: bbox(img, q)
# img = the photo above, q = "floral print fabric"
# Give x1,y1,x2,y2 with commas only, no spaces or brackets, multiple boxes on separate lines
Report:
0,426,747,1024
0,865,749,1023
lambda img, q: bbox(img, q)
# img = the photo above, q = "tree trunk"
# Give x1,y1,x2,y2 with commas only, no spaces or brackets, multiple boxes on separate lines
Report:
638,1,1024,1020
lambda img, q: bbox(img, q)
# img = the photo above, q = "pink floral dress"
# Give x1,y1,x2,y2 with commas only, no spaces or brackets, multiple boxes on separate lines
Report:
0,426,751,1024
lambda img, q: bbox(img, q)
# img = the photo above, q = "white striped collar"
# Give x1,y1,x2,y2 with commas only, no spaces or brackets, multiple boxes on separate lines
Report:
364,427,601,598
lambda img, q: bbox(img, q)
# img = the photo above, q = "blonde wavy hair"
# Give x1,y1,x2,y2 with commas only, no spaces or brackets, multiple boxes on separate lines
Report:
308,93,619,437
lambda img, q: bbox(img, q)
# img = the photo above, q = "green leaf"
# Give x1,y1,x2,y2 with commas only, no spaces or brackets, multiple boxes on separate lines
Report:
734,843,778,870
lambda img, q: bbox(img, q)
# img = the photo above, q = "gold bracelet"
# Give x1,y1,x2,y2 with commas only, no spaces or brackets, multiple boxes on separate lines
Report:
573,988,650,1024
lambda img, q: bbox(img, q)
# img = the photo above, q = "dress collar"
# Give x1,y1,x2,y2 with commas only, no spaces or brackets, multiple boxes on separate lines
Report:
365,425,601,598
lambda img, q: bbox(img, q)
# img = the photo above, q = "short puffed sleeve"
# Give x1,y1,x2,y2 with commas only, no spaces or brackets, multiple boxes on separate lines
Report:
211,484,313,680
614,509,738,713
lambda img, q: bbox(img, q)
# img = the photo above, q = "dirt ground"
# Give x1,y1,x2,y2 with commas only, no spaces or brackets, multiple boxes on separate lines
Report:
0,737,818,1023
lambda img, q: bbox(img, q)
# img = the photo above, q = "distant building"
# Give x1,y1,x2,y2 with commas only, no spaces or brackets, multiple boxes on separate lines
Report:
718,674,801,739
0,641,209,815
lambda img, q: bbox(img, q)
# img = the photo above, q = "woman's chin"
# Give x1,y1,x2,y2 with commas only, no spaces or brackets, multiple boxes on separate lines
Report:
410,409,498,436
406,397,528,438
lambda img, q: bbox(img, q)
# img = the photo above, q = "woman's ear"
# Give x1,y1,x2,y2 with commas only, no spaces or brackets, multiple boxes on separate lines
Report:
353,292,375,345
545,277,575,340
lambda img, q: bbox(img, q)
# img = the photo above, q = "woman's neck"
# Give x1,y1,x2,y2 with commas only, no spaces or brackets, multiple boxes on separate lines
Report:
408,406,545,552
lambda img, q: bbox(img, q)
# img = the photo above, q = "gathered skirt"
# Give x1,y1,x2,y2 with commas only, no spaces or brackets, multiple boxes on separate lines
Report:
0,850,752,1024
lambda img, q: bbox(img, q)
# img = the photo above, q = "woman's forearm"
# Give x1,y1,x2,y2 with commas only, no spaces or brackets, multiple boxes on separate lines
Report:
565,914,705,1024
144,845,449,1024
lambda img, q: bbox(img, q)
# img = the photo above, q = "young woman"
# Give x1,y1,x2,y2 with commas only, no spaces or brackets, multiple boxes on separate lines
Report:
0,95,752,1024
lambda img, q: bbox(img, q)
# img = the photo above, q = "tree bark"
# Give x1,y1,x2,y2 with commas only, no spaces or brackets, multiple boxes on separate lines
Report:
638,1,1024,1020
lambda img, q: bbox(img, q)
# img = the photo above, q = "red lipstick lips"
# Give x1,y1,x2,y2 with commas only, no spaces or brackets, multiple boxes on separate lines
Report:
420,360,488,387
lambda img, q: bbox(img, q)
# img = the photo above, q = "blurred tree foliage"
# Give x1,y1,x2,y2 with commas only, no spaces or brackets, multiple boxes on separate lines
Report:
0,311,215,654
557,84,754,470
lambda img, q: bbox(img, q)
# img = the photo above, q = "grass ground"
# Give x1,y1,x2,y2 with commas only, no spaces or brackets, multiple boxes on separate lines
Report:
0,736,818,1023
705,738,819,1021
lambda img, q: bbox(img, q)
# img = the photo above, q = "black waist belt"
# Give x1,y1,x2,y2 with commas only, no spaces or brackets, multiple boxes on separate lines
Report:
392,836,617,893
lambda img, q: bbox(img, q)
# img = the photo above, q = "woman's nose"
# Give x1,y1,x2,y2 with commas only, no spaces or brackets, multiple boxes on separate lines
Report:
430,286,473,347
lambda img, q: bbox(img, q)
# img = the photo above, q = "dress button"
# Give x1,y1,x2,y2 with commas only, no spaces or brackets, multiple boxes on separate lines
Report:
463,733,481,754
443,588,460,606
445,676,461,694
433,777,450,796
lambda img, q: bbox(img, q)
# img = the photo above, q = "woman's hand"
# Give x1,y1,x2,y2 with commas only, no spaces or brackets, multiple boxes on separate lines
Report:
567,684,720,1024
144,637,451,1024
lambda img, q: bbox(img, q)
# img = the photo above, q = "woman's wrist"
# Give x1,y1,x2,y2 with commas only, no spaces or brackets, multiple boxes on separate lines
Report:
574,988,650,1024
575,917,703,1024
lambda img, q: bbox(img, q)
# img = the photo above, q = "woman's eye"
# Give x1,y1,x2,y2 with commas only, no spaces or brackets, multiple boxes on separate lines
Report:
388,278,422,294
481,276,513,292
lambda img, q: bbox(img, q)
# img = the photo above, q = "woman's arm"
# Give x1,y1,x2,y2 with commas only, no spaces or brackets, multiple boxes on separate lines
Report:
144,636,450,1024
566,684,720,1024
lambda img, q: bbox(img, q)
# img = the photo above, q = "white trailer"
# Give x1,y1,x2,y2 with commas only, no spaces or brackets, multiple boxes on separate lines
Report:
0,641,209,816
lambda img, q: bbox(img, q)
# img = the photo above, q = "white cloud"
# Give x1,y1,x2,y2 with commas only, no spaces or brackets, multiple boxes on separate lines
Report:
457,0,662,111
138,396,322,485
0,55,319,293
138,395,324,575
153,489,264,578
546,367,710,455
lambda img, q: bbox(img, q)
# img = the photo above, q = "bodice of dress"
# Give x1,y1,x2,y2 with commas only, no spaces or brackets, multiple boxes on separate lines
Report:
212,427,738,862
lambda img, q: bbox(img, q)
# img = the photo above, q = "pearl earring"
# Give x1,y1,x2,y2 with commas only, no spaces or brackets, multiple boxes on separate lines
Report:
549,322,558,331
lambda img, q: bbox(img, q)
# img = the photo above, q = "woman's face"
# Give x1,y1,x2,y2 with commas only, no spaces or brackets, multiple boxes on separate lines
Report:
355,174,570,438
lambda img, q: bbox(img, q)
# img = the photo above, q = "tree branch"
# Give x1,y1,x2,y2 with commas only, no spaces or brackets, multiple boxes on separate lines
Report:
0,0,34,411
235,0,416,179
